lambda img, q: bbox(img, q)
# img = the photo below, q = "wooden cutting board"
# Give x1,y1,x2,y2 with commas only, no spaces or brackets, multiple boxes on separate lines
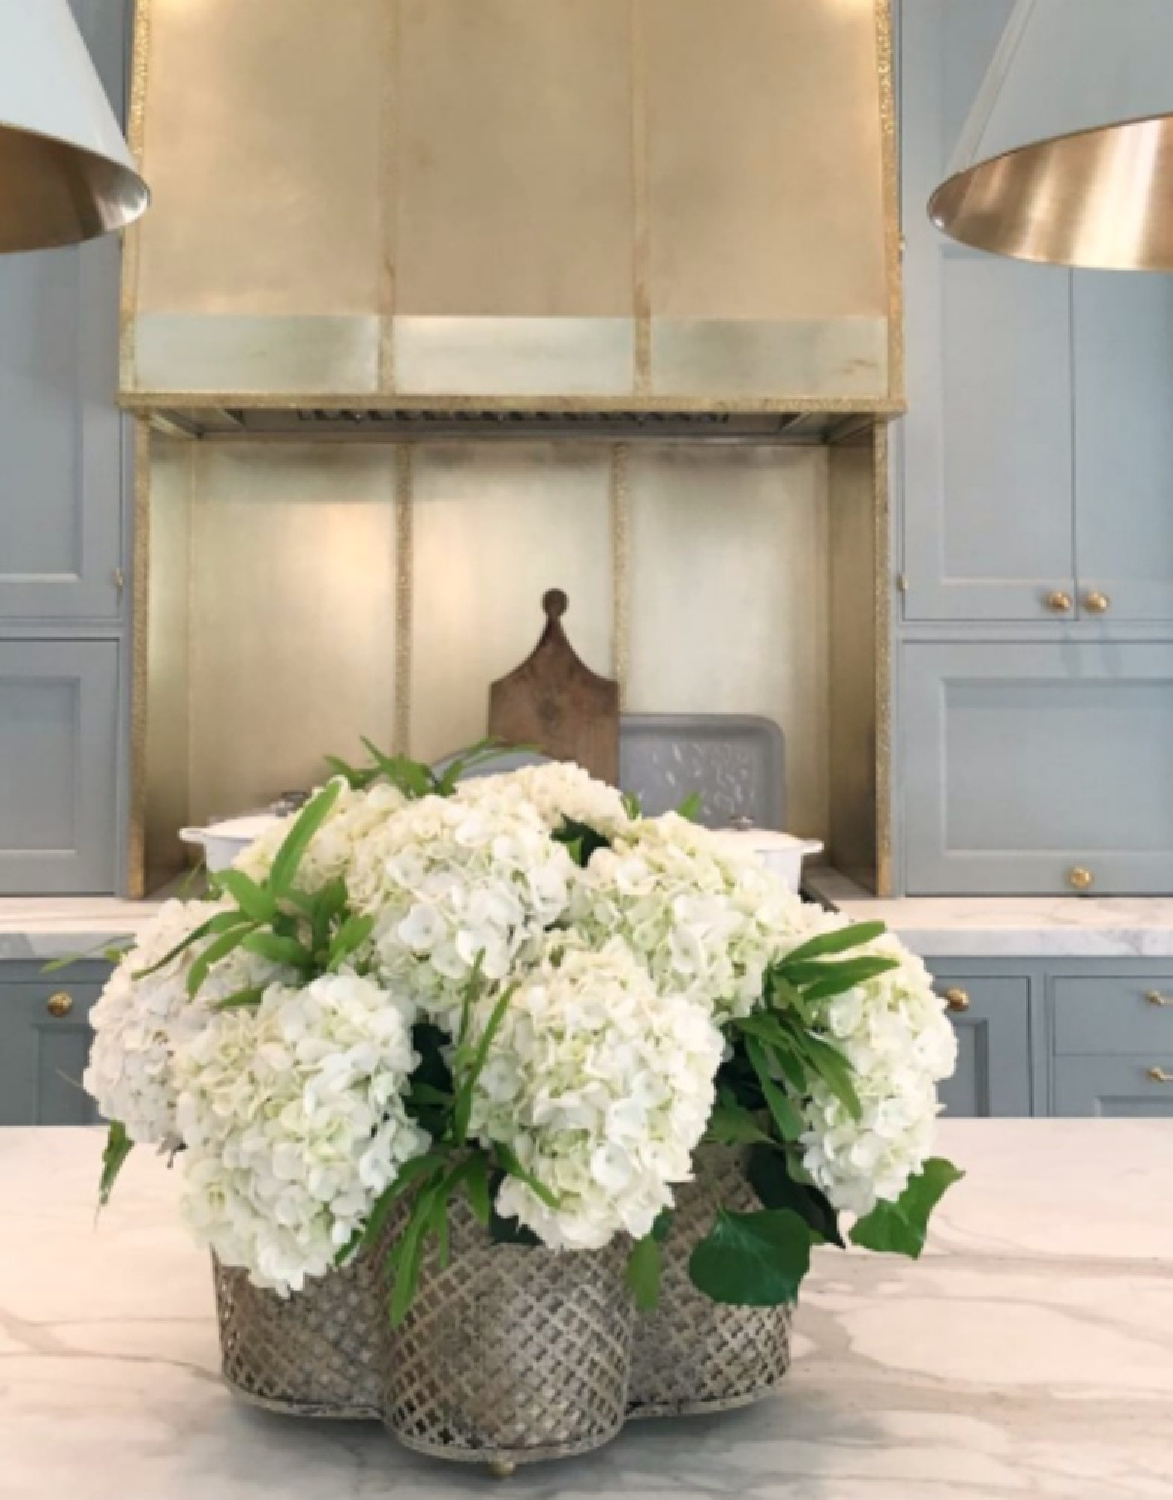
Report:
488,589,619,783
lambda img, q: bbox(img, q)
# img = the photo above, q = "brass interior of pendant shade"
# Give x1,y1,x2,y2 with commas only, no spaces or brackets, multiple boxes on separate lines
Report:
0,121,149,252
929,113,1173,271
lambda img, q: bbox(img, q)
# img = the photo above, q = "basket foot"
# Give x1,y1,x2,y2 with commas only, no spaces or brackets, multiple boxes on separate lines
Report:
487,1460,517,1479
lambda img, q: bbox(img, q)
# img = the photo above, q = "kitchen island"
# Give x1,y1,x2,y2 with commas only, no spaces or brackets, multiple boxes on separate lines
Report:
1,1121,1170,1498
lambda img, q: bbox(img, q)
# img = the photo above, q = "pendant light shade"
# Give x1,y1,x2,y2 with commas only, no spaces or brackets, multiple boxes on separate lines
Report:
929,0,1173,271
0,0,148,252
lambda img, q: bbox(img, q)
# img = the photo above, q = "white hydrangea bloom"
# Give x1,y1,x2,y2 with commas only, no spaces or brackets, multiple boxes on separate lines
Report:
174,972,429,1294
83,898,286,1147
455,761,631,837
348,794,575,1026
794,926,958,1216
571,813,807,1021
233,780,407,892
468,936,724,1250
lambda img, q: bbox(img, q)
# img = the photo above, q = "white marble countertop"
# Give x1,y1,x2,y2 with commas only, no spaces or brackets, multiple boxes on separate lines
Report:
806,870,1173,960
0,893,170,961
1,1120,1171,1499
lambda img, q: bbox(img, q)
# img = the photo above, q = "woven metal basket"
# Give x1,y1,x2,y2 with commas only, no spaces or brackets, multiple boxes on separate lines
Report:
628,1147,792,1418
213,1150,793,1461
382,1198,633,1465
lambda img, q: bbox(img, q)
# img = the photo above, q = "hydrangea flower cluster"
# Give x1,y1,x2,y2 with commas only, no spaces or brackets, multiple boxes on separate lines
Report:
85,754,958,1304
469,936,724,1249
175,973,427,1292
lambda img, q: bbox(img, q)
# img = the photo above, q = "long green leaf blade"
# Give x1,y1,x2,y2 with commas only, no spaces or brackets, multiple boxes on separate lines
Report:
268,780,341,897
775,921,888,970
98,1121,133,1207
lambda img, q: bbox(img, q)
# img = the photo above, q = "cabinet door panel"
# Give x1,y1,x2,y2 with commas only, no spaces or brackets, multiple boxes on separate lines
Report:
900,0,1074,623
1073,273,1173,622
929,971,1032,1117
1053,1056,1173,1117
1053,975,1173,1055
0,0,127,622
903,643,1173,894
0,980,103,1126
0,642,119,894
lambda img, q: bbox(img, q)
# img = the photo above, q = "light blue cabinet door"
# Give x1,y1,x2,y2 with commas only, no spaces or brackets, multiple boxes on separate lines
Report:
903,642,1173,895
0,0,128,623
1073,272,1173,623
900,0,1076,623
1053,1058,1173,1117
0,966,108,1126
928,970,1032,1117
0,642,119,894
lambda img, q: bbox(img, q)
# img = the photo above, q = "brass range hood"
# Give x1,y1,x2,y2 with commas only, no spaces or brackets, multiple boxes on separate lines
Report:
120,0,901,437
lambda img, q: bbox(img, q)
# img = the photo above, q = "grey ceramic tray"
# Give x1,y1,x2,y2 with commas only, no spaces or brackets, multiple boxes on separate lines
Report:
618,714,785,831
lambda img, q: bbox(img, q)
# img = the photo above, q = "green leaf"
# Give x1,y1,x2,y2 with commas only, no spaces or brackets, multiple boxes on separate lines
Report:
132,910,224,980
360,738,435,800
496,1142,559,1210
211,986,265,1012
489,1209,541,1246
745,1037,805,1143
788,1028,862,1120
551,817,611,868
433,737,518,797
213,869,277,923
359,1154,447,1253
268,780,342,897
676,791,703,822
620,790,643,819
452,984,515,1145
849,1158,965,1258
43,937,132,974
456,1154,493,1226
688,1208,812,1306
747,1144,844,1248
706,1098,773,1147
240,931,313,969
790,956,902,1003
98,1121,133,1208
327,912,374,971
775,921,888,970
186,922,259,998
387,1193,434,1327
323,754,379,791
626,1234,662,1312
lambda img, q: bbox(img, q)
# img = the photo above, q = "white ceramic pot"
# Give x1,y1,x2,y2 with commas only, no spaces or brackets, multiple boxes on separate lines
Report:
179,813,285,873
707,827,823,894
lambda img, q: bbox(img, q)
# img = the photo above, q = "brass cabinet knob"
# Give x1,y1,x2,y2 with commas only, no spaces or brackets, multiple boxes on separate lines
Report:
1147,1066,1173,1084
943,987,971,1015
1146,991,1173,1008
1068,867,1094,892
1083,590,1111,615
46,991,74,1019
1044,590,1073,613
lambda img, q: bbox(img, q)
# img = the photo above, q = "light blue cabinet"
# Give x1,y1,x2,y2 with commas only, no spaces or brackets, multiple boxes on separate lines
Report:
0,642,120,894
928,969,1033,1117
0,962,110,1126
902,642,1173,896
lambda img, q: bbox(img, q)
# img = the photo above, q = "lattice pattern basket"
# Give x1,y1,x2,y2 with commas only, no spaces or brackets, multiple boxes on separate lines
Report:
212,1150,793,1467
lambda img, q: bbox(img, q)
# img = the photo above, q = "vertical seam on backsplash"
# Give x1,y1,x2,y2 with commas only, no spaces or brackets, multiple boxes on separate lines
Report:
378,0,400,394
393,445,414,753
184,439,197,833
629,0,652,396
611,444,631,706
119,0,152,394
126,417,152,897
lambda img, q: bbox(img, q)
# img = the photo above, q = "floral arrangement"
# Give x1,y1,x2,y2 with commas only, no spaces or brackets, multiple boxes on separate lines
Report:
85,745,960,1317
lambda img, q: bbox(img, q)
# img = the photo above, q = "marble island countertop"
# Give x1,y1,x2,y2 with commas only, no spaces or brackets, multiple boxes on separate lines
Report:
806,871,1173,959
1,1120,1171,1499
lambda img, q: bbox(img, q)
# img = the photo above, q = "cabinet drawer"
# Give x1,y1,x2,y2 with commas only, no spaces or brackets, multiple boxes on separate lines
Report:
928,972,1032,1118
1053,976,1173,1055
1053,1056,1173,1117
0,979,102,1126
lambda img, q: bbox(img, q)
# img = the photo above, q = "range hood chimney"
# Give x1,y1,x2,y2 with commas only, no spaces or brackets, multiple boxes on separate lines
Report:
121,0,899,433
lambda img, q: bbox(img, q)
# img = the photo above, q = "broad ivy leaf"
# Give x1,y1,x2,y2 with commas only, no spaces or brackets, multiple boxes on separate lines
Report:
747,1144,844,1248
849,1158,965,1258
688,1208,812,1306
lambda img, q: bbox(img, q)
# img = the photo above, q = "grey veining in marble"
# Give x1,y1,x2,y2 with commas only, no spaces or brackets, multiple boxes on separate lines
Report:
806,870,1173,959
1,1121,1171,1499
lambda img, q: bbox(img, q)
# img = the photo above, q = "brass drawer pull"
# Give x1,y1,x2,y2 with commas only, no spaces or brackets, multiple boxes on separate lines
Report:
1147,1066,1173,1084
943,987,971,1015
1146,991,1173,1008
1068,867,1094,893
1044,590,1073,613
1083,590,1111,615
46,991,74,1019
